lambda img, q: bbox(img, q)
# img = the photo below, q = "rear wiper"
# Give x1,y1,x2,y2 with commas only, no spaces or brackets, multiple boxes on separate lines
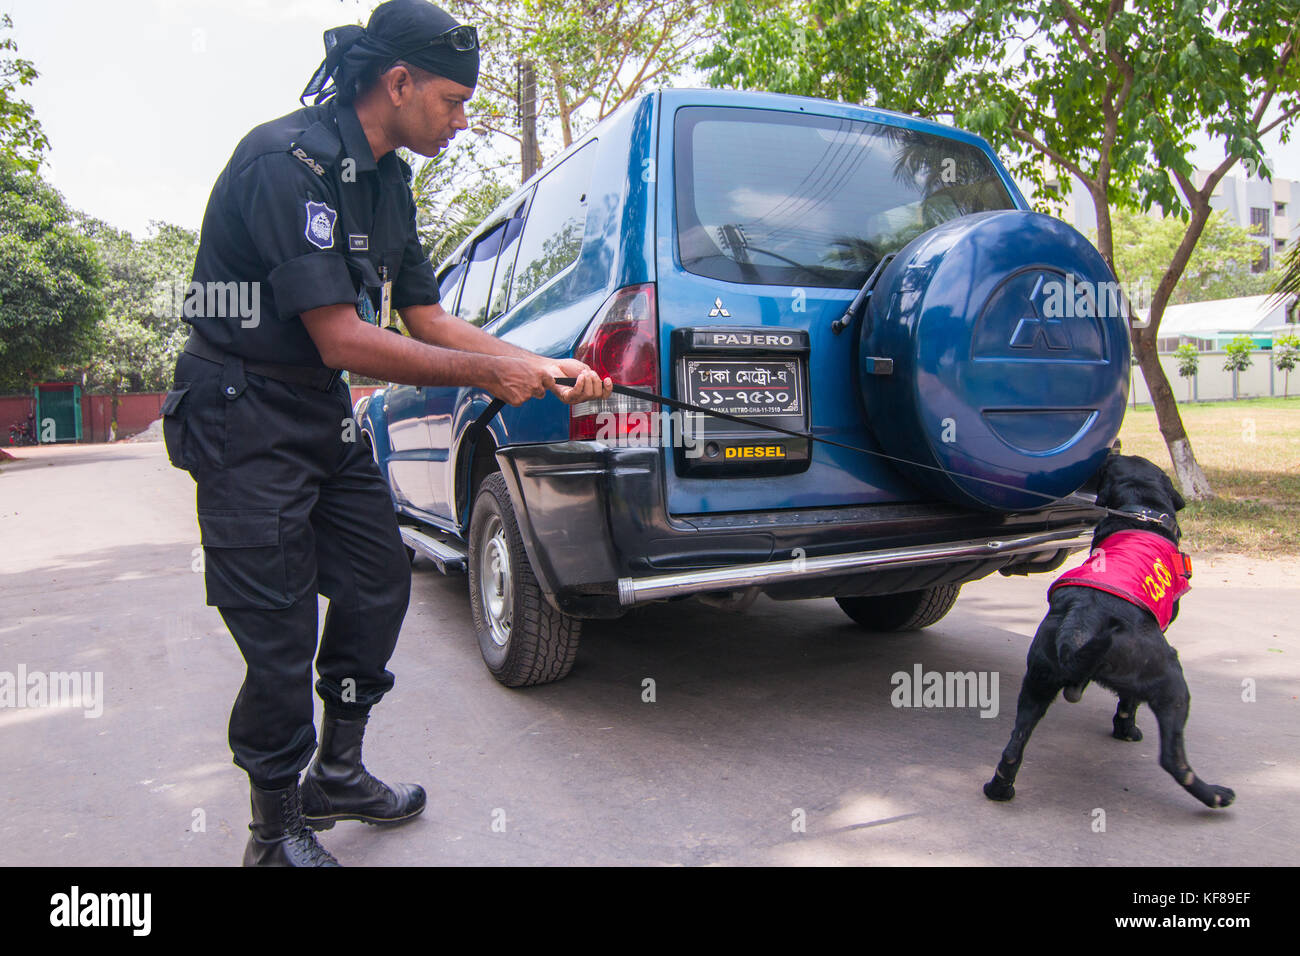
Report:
717,223,841,281
831,253,896,336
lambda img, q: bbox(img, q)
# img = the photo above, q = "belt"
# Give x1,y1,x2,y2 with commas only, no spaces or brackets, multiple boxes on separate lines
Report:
183,331,342,390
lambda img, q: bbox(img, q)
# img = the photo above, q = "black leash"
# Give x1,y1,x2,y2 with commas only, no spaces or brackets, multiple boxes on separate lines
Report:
467,379,1175,532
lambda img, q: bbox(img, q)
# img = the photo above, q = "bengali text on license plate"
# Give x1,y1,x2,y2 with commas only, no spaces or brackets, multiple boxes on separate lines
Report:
684,359,802,416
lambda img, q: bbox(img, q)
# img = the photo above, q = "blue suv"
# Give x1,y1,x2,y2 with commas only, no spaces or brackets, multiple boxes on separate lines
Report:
355,88,1130,687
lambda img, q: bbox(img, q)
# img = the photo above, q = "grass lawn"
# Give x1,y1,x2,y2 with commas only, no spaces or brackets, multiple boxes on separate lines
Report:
1118,396,1299,557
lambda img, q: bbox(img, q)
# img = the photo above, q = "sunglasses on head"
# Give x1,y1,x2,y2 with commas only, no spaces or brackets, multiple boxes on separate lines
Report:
419,24,478,53
381,25,477,78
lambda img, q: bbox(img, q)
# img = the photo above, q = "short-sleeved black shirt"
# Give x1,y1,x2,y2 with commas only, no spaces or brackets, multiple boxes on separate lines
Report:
187,98,440,368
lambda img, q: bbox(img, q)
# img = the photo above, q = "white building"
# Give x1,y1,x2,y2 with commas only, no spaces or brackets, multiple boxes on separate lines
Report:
1032,163,1297,273
1136,293,1299,351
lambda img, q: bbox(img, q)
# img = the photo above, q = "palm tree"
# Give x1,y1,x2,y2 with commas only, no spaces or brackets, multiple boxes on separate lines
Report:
1270,241,1300,307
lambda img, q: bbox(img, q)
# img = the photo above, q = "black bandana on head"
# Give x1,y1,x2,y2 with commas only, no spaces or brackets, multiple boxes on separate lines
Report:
300,0,478,105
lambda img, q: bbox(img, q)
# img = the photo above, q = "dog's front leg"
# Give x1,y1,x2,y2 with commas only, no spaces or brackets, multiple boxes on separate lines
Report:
984,669,1059,801
1112,697,1143,741
1150,678,1235,809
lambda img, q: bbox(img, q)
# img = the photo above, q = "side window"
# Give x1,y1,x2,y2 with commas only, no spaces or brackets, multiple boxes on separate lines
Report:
510,141,598,305
487,215,527,323
456,224,507,327
437,260,466,312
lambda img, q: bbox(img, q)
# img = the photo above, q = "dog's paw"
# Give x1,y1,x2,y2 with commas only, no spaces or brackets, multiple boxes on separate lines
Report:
1205,785,1235,809
984,778,1015,802
1112,724,1143,742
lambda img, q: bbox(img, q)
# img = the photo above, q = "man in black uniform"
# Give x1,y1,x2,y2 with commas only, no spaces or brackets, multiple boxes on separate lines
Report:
163,0,610,866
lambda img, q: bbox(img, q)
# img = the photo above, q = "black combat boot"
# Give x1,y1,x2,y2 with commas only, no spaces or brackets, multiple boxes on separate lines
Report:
300,712,426,828
242,778,341,866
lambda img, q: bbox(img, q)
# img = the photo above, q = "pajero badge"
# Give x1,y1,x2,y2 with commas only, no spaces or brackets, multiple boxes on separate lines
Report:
305,201,337,250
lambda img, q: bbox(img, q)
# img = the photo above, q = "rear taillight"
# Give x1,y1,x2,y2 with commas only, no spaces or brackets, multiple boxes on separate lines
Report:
570,283,659,442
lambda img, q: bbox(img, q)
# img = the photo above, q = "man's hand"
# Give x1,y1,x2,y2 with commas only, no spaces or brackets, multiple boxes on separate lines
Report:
483,357,613,406
483,356,554,406
536,357,613,405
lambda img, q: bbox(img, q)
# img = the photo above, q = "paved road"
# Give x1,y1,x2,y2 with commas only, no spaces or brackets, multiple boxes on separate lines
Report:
1,442,1296,866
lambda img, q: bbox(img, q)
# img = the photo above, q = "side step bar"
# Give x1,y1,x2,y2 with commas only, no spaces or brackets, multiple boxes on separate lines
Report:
399,526,467,574
616,527,1094,606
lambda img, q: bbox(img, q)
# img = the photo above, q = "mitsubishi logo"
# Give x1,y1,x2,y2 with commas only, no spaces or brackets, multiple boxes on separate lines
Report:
1009,274,1072,350
708,297,730,318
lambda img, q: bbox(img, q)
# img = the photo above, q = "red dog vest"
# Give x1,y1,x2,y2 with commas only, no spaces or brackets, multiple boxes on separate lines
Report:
1048,530,1193,630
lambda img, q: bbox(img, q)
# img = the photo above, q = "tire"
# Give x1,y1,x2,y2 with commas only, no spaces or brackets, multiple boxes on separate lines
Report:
835,584,961,632
466,472,581,687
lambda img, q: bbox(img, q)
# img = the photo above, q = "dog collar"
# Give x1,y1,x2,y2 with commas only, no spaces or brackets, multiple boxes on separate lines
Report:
1110,505,1177,533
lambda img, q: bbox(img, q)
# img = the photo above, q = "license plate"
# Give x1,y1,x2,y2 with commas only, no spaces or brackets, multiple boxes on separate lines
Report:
683,359,803,417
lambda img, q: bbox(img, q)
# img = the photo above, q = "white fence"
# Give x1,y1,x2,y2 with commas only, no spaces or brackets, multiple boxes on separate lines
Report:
1130,351,1298,404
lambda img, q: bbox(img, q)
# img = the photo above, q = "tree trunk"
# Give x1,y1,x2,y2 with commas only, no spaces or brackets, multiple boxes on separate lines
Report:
518,59,538,183
1129,187,1223,501
1091,184,1115,272
548,59,574,148
1133,330,1214,499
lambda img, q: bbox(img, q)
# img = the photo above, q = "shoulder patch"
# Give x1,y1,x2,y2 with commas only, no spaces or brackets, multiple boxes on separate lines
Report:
305,201,337,250
291,145,326,177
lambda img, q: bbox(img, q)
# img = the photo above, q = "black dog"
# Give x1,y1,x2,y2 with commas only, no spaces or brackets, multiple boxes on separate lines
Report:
984,454,1234,809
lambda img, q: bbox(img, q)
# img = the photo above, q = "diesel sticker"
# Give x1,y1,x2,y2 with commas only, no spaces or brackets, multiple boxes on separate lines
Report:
723,444,787,459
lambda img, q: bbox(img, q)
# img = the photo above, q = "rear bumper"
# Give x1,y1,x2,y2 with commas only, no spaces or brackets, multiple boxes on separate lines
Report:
495,442,1097,618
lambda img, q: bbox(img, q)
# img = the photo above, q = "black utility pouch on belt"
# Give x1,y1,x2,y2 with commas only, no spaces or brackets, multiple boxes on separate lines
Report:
161,383,193,471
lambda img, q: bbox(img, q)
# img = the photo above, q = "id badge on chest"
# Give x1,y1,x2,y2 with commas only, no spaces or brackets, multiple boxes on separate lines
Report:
379,266,393,329
354,266,393,327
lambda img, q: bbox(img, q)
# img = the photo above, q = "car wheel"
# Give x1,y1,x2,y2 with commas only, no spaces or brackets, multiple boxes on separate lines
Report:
835,584,961,632
467,472,581,687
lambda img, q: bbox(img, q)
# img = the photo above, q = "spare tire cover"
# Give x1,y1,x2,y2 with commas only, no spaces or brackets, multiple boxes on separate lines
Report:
859,210,1130,511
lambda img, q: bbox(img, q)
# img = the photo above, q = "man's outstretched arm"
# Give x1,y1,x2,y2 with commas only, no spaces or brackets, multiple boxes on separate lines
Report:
300,303,610,407
400,301,611,405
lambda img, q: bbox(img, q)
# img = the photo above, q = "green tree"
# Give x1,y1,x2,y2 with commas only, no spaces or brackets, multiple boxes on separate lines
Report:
84,315,188,436
702,0,1300,501
402,145,515,265
0,155,105,391
0,14,48,172
1272,331,1299,398
75,217,199,425
1173,342,1199,402
403,1,721,282
1223,335,1255,373
1106,209,1277,307
1223,334,1255,398
1270,234,1300,303
452,0,720,157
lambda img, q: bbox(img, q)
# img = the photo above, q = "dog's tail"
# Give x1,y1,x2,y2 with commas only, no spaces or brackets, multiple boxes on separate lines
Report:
1057,604,1114,699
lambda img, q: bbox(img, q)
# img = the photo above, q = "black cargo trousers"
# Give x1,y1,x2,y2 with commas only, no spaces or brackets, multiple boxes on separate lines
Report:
162,349,411,786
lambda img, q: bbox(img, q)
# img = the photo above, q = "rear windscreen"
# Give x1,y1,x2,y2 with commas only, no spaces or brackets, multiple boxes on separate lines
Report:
674,106,1015,289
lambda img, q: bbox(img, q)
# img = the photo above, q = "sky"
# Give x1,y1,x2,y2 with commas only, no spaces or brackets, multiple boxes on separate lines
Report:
6,0,1300,239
